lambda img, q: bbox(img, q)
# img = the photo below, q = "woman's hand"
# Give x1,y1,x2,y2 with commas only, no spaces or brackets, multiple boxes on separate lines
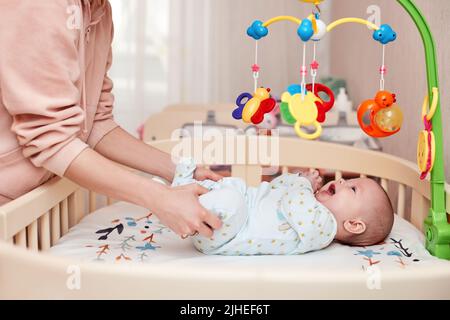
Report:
153,183,223,238
193,166,223,182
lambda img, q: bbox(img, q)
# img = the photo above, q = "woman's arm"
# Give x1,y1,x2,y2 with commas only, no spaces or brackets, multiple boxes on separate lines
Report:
65,148,222,238
94,127,222,182
94,127,176,181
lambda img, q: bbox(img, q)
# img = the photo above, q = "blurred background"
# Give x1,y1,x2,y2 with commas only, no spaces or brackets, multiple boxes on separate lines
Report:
108,0,449,180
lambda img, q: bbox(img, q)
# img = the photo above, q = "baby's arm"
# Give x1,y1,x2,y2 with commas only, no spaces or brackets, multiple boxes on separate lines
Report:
270,169,322,192
172,157,218,190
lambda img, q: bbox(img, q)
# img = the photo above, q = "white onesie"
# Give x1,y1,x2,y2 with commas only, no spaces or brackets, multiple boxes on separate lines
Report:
172,159,337,256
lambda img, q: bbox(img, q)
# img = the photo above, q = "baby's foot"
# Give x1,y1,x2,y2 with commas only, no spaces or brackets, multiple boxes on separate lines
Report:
172,157,197,187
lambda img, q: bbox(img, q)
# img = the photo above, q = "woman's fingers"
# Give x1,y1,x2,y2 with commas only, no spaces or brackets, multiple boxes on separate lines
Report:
179,225,194,238
202,208,222,230
186,205,222,239
156,183,225,239
195,221,214,238
192,183,209,196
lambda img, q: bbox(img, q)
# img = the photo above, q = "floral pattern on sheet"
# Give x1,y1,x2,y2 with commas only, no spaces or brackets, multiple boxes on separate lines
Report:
84,212,171,263
354,238,422,270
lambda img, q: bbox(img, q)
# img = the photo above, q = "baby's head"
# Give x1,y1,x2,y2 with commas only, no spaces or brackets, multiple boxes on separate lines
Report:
316,178,394,246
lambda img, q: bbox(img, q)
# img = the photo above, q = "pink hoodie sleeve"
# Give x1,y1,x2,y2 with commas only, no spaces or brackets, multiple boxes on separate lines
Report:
87,24,119,149
0,1,88,177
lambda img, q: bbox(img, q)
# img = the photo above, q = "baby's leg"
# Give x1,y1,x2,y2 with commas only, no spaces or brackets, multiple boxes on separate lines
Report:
193,186,248,254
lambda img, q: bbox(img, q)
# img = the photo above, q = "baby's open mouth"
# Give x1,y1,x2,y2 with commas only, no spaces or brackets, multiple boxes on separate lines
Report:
326,183,336,196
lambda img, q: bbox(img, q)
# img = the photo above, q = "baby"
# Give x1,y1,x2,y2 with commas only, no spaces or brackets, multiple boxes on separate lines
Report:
172,158,394,256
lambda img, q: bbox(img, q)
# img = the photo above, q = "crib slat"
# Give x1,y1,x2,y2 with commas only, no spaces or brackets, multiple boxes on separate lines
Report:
51,205,61,246
360,174,367,178
39,212,51,251
68,191,84,228
335,171,342,180
246,166,263,187
411,190,429,231
231,165,246,180
14,229,27,248
381,179,389,192
89,191,97,213
282,166,289,174
60,199,69,235
397,184,406,218
107,197,114,206
27,220,38,251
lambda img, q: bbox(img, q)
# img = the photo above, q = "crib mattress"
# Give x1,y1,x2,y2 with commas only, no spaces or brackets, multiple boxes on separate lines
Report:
49,202,450,299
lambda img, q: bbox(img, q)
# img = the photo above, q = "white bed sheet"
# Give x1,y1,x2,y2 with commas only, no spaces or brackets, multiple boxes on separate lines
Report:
50,202,450,274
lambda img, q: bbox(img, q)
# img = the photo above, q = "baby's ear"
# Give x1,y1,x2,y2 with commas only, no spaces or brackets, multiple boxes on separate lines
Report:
343,219,366,235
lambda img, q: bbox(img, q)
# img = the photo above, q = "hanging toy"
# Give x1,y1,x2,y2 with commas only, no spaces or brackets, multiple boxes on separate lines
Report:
357,90,403,138
306,83,335,122
257,104,280,130
417,121,435,180
417,88,439,179
233,88,277,125
281,85,304,125
357,30,402,138
280,11,331,140
280,83,334,126
281,88,323,140
233,28,276,125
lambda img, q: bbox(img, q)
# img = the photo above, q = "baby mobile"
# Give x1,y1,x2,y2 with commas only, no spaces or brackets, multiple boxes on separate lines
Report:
232,0,402,141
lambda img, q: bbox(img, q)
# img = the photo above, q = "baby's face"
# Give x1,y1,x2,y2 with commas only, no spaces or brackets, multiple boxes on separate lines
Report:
316,178,379,223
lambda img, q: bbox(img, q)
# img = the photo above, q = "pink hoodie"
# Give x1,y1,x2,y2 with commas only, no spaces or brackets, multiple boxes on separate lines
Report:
0,0,118,204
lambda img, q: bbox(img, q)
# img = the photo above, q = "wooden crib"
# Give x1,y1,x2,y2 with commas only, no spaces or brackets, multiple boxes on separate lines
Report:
0,137,448,299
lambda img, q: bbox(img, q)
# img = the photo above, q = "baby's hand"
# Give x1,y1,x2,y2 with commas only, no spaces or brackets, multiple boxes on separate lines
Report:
300,169,323,192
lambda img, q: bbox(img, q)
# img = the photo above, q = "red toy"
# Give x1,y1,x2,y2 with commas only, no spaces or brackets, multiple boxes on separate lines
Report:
305,83,335,123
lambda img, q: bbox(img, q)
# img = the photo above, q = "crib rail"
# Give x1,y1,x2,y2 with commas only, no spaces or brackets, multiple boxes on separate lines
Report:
0,136,448,251
0,178,111,250
149,137,446,231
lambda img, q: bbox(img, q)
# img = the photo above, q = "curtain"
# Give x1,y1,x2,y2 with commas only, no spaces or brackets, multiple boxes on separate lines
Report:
109,0,169,135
